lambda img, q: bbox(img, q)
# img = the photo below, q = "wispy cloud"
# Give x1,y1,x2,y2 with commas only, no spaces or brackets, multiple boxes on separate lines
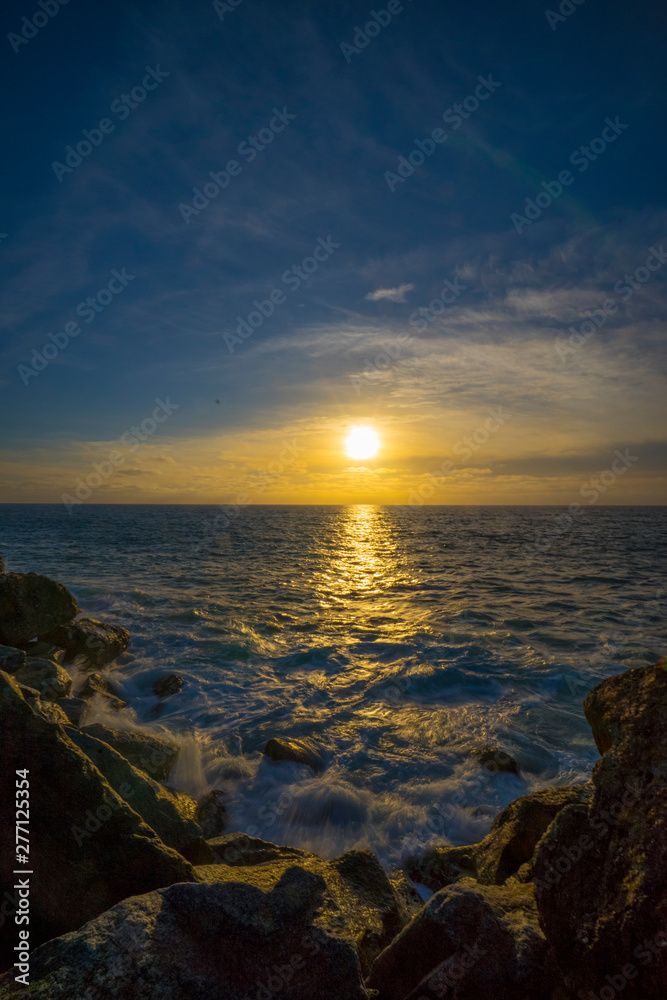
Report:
366,283,415,303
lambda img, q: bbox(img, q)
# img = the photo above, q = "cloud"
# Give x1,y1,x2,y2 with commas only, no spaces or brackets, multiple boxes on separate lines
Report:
366,283,415,303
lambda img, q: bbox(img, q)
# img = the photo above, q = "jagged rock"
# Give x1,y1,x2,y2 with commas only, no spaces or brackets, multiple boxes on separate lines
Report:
154,672,183,697
66,728,213,864
264,736,325,774
533,662,667,999
40,617,129,668
80,723,179,781
77,672,128,710
406,784,592,892
31,699,72,726
0,645,25,672
196,846,404,977
470,745,520,774
367,877,561,1000
196,789,226,838
12,659,72,700
0,672,194,971
0,573,78,647
56,697,87,726
0,869,370,1000
207,832,312,867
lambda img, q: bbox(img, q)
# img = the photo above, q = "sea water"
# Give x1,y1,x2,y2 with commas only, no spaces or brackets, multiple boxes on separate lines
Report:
1,504,665,867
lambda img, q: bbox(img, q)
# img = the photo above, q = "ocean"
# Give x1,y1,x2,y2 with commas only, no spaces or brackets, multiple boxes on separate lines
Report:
1,504,665,869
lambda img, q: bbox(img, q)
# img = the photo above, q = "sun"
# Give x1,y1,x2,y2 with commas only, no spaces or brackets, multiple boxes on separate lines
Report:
345,425,380,460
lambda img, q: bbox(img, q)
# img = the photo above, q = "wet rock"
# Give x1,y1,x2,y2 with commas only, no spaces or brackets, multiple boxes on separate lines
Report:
12,659,72,700
196,788,226,838
0,671,194,970
80,722,179,781
0,644,25,672
367,877,561,1000
264,736,325,774
56,696,87,726
533,662,667,998
0,869,370,1000
40,617,129,668
0,572,78,647
154,672,184,697
20,640,64,663
207,832,313,867
196,846,405,977
406,783,592,892
66,728,213,865
77,672,128,710
470,745,520,775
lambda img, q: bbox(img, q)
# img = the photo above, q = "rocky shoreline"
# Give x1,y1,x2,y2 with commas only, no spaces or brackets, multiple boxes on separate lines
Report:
1,562,665,998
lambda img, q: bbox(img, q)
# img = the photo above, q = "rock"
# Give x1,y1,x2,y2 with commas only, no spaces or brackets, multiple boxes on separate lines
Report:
406,784,592,892
0,671,194,970
31,699,72,726
196,788,226,838
66,728,213,865
80,723,179,781
56,697,87,726
12,659,72,700
264,736,325,774
0,644,25,672
40,616,129,668
367,877,561,1000
207,832,312,867
470,745,520,775
0,869,370,1000
19,640,64,663
154,672,183,697
0,573,78,647
77,672,128,710
533,662,667,998
196,846,404,977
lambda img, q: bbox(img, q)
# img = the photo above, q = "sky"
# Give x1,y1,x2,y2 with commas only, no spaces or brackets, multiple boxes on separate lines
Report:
1,0,666,505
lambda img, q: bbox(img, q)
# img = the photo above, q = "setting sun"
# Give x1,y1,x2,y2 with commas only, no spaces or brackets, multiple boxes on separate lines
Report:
345,425,380,460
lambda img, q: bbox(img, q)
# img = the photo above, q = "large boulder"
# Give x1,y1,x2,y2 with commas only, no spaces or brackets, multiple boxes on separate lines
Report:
80,723,179,780
66,728,213,864
0,672,193,970
0,869,370,1000
197,839,405,976
406,783,592,892
533,663,667,998
40,617,129,668
263,736,325,774
12,659,72,700
0,573,78,647
367,877,561,1000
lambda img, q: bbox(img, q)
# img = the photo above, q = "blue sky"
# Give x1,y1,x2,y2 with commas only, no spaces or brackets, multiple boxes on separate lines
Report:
1,0,666,503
